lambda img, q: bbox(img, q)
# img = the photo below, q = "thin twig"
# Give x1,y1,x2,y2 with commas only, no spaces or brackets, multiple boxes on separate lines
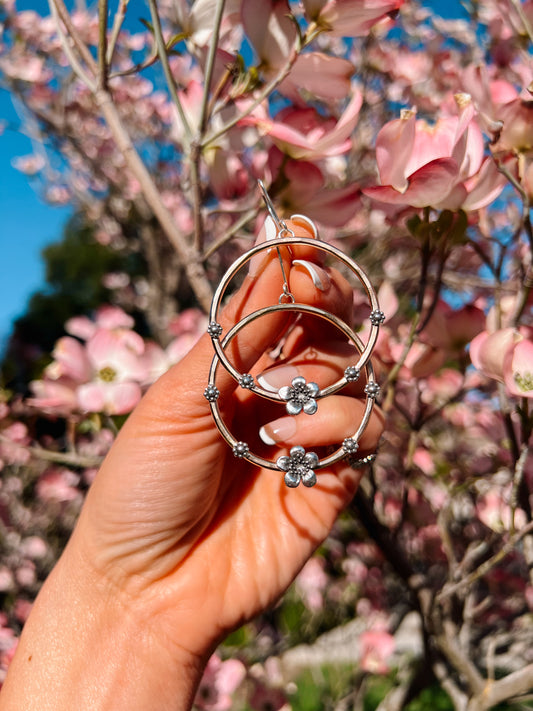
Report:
190,0,228,252
109,52,159,79
28,446,104,469
199,0,226,136
510,443,531,534
202,35,303,148
48,0,96,90
51,0,98,74
94,89,213,310
147,0,192,143
106,0,129,66
202,207,259,260
436,520,533,603
98,0,109,89
0,435,104,469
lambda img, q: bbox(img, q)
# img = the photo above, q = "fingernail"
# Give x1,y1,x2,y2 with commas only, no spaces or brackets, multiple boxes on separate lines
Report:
259,417,297,445
292,260,331,292
290,214,318,238
248,215,278,277
256,364,299,392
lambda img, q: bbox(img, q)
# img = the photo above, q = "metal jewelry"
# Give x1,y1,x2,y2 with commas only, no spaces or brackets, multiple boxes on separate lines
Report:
204,181,383,488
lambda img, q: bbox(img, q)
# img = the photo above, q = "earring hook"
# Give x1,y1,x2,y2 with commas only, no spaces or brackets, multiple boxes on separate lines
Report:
257,180,294,239
257,180,295,303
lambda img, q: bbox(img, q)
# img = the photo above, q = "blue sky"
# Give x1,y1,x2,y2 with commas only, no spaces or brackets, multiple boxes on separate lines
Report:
0,0,71,356
0,90,71,355
0,0,466,358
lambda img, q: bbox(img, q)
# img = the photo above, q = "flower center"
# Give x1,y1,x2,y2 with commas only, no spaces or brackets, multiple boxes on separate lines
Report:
98,366,117,382
514,371,533,393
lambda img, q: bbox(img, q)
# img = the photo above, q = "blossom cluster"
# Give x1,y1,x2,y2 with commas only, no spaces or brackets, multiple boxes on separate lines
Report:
28,305,207,416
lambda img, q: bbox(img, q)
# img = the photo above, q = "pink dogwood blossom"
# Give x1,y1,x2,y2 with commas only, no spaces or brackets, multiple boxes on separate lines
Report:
194,654,246,710
75,329,147,414
359,628,395,674
302,0,404,37
363,96,506,210
244,91,362,160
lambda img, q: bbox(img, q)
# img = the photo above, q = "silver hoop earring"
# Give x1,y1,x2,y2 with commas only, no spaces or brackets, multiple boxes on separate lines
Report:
204,181,383,488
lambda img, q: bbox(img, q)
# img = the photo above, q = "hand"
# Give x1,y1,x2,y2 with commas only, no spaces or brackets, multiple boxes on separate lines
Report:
1,218,383,711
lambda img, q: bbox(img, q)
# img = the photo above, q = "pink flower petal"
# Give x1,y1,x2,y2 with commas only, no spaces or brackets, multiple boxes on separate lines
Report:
28,378,79,416
76,382,106,413
364,158,458,208
65,315,96,340
375,109,416,191
470,328,520,383
86,329,147,382
462,157,507,211
48,336,92,382
242,0,296,67
287,52,354,100
95,305,134,330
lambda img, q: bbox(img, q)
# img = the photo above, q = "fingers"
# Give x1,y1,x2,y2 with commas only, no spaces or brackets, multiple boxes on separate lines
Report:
258,395,383,455
254,339,368,398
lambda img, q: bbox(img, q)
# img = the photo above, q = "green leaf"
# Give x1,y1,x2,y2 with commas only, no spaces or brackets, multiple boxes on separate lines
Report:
406,214,422,237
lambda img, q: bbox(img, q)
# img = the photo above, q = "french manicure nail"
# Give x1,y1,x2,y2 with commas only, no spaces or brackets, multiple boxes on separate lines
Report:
290,214,318,238
248,216,278,277
256,364,300,392
259,417,297,445
292,260,331,292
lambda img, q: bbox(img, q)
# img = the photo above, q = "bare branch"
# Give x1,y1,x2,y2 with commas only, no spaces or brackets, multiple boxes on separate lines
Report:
97,0,108,89
50,0,98,75
94,89,213,310
467,664,533,711
147,0,192,143
436,620,485,696
202,34,303,149
48,0,96,90
437,520,533,603
203,207,259,260
199,0,226,136
106,0,129,66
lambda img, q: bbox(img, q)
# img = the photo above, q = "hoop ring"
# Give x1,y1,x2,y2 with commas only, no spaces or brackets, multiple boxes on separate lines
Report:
209,302,369,400
207,237,383,386
205,306,377,474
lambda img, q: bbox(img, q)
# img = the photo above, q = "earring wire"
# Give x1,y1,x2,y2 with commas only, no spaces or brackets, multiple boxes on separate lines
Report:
257,180,295,303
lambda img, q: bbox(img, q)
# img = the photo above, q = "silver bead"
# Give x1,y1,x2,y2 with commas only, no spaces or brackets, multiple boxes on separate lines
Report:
342,438,359,454
369,309,385,326
364,381,381,398
239,373,255,389
207,321,223,339
204,384,220,402
233,441,249,458
345,365,360,382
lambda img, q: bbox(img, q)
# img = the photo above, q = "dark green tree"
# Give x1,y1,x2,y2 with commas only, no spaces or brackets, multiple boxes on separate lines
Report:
1,214,144,390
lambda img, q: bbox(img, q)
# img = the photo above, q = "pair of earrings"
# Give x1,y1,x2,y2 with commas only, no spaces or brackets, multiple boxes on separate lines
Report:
204,181,383,488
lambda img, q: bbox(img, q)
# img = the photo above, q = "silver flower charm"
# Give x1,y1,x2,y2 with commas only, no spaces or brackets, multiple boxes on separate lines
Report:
276,446,319,488
278,376,319,415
